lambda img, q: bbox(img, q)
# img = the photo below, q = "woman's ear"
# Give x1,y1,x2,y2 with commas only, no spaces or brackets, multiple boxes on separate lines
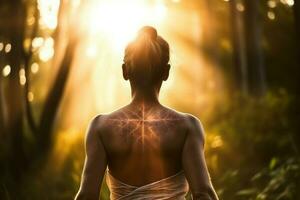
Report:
162,64,170,81
122,63,129,80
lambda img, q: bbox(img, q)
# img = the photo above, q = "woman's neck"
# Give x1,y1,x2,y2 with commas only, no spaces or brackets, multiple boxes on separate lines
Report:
130,88,160,106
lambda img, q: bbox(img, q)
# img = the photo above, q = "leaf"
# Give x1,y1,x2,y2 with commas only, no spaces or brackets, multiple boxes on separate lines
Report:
269,157,278,170
236,188,258,196
252,171,264,181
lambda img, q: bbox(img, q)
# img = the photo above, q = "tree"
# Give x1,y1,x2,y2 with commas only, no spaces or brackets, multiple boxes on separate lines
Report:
200,0,221,66
0,0,81,196
294,0,300,60
229,0,248,94
3,0,26,181
244,0,267,95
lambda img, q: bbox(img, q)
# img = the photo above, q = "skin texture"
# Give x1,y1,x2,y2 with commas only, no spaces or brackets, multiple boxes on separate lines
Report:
75,28,218,199
75,85,218,200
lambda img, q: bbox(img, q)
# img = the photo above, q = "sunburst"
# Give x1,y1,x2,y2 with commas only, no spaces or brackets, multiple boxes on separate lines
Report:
107,103,181,150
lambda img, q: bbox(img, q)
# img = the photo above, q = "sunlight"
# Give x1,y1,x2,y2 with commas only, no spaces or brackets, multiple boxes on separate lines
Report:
61,0,222,125
44,0,225,159
37,0,60,29
85,0,167,52
65,0,172,115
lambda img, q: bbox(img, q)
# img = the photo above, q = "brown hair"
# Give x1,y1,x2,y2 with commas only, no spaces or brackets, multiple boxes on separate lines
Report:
124,26,170,87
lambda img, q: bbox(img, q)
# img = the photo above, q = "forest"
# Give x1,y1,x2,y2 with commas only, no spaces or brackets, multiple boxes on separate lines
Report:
0,0,299,199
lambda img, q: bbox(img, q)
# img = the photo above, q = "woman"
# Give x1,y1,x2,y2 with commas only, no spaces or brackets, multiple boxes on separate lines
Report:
75,26,219,200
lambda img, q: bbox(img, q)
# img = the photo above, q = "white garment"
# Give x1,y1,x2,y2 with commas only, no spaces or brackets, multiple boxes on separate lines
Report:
106,170,189,200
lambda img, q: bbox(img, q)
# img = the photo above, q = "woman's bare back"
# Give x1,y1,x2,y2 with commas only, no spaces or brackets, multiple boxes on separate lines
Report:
75,26,218,200
75,103,219,199
99,103,188,186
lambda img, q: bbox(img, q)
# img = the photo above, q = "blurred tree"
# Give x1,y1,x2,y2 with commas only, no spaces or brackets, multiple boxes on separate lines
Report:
0,80,3,132
294,0,300,59
34,0,79,156
244,0,267,95
229,0,248,94
0,0,80,197
3,0,27,182
200,0,221,66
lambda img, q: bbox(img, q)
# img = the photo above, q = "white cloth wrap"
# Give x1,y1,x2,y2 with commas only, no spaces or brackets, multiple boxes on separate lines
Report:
106,170,189,200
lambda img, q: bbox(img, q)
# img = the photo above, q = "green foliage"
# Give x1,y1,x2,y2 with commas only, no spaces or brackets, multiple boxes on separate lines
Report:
254,157,300,200
235,157,300,200
206,90,300,200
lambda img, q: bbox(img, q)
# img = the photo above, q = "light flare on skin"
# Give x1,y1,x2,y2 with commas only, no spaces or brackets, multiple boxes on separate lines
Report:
107,103,182,150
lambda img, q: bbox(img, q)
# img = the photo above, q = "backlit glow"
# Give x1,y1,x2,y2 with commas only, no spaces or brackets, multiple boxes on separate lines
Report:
42,0,223,162
84,0,167,52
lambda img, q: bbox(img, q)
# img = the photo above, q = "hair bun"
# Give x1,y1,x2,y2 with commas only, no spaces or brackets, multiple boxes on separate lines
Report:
137,26,157,40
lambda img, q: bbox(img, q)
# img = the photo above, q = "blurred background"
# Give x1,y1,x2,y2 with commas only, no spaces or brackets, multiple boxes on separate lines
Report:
0,0,299,199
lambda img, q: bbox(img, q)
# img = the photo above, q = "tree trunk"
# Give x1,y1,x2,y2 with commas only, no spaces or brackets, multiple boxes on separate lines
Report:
200,0,221,65
37,41,75,154
23,2,39,135
244,0,266,95
0,1,12,136
36,0,78,156
5,0,26,192
230,0,248,94
294,0,300,62
0,57,5,134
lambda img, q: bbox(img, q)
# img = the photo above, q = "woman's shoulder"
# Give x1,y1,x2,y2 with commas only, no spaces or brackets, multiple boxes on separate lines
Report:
160,106,204,132
88,106,129,130
89,105,203,134
90,105,128,120
161,105,201,123
178,112,206,143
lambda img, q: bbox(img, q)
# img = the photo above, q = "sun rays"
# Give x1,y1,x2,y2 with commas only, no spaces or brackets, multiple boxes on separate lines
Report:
41,0,226,166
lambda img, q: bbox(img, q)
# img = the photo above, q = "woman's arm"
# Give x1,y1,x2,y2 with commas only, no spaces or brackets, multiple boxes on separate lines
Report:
75,115,107,200
182,115,219,200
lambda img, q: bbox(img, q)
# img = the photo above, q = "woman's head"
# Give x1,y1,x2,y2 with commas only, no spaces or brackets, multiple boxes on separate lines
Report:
123,26,170,90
